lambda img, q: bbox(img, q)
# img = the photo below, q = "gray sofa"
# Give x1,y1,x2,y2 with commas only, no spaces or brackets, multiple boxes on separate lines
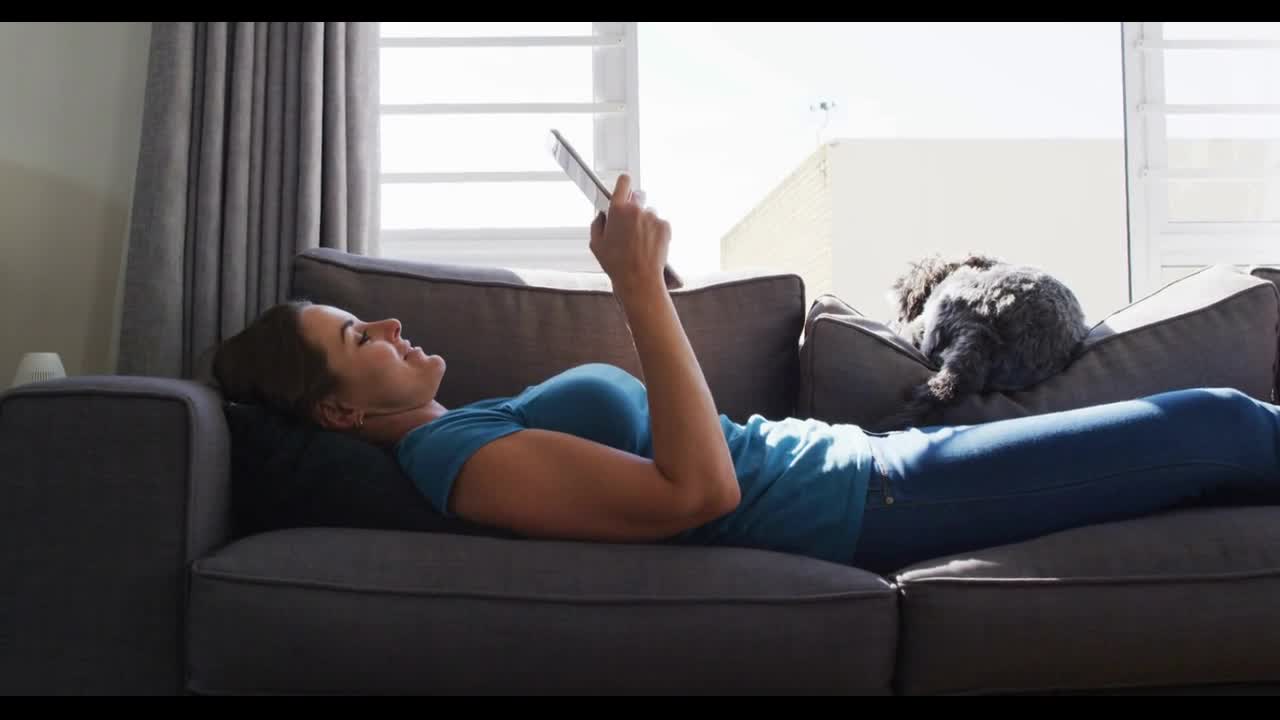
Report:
4,247,1280,695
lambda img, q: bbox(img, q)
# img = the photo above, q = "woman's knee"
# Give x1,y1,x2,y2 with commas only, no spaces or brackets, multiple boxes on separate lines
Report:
1186,387,1274,447
1177,386,1253,411
1206,386,1252,404
1151,387,1264,436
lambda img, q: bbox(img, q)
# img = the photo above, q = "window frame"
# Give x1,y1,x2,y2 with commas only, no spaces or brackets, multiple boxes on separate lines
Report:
1121,22,1280,301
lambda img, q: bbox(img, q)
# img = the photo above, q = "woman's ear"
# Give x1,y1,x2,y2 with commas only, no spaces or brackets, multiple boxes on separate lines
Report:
313,395,359,431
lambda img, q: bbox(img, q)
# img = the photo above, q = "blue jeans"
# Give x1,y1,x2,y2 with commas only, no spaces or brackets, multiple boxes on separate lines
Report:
849,387,1280,574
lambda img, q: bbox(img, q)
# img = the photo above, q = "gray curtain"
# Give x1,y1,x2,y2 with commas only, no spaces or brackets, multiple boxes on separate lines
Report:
116,22,380,379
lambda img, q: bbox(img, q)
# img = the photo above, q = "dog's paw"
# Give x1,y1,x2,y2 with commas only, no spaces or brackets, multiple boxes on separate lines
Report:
925,370,959,403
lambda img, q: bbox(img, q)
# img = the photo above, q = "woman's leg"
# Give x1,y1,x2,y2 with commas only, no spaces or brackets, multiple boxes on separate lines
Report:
850,387,1280,574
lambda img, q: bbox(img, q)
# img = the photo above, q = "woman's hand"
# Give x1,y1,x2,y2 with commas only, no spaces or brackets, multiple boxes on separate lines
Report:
589,174,671,301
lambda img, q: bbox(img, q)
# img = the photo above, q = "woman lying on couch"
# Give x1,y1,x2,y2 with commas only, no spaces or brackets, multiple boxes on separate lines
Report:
212,174,1280,575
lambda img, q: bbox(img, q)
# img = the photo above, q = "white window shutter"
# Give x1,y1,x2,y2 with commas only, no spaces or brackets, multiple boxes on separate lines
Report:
377,22,639,272
1122,21,1280,301
591,22,641,192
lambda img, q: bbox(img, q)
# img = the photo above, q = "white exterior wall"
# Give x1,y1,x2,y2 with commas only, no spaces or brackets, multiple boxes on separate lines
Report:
718,145,834,309
827,139,1130,325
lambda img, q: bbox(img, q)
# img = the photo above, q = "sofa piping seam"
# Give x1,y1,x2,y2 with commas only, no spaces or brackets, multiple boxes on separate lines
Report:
897,565,1280,587
189,568,897,605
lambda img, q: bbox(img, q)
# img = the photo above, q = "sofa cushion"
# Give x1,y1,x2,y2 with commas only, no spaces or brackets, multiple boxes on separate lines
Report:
187,528,899,694
890,505,1280,695
290,247,806,423
1250,265,1280,393
1250,265,1280,288
799,264,1279,430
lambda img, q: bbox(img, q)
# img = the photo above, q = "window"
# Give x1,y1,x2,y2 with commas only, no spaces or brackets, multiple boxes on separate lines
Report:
1122,22,1280,298
377,22,639,271
376,22,1277,318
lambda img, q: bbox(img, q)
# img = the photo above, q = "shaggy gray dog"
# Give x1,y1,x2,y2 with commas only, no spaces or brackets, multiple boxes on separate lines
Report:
879,253,1090,429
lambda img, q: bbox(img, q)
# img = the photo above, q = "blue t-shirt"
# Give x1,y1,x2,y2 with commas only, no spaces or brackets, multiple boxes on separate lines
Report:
393,363,874,565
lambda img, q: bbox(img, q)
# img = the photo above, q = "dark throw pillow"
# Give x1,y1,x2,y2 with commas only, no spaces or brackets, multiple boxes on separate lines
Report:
223,401,520,541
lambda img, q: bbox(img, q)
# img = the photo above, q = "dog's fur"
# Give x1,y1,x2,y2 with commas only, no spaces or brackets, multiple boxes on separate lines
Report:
878,253,1090,429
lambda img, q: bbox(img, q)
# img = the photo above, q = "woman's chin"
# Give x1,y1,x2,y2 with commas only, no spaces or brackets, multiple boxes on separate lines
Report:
419,353,445,381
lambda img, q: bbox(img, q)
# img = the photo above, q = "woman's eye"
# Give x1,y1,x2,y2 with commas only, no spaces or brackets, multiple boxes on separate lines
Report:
359,330,370,345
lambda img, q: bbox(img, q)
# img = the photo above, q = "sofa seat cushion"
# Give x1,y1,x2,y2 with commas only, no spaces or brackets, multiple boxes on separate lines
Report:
187,528,898,695
891,506,1280,695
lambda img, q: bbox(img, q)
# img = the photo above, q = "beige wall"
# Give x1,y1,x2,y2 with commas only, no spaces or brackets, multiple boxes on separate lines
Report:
0,22,151,385
828,139,1131,326
719,145,835,309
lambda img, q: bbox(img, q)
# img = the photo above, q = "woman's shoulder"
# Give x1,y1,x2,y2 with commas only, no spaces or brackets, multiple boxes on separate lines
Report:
397,363,641,444
533,362,645,396
543,361,633,378
506,362,642,398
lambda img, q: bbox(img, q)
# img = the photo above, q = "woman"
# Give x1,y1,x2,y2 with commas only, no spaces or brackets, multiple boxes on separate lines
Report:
213,174,1280,574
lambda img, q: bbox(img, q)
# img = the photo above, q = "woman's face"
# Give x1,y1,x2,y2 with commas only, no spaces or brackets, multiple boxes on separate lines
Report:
298,304,447,426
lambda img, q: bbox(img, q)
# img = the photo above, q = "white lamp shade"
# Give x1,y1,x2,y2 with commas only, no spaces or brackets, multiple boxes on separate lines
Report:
12,352,66,388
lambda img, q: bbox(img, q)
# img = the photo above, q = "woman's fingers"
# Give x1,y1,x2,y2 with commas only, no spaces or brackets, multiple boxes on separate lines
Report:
590,211,606,241
611,173,632,209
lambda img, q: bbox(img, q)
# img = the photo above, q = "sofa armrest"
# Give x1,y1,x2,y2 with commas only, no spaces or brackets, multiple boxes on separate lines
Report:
0,375,231,694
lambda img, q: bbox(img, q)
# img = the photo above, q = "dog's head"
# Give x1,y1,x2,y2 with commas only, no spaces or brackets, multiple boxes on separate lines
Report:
886,253,1003,327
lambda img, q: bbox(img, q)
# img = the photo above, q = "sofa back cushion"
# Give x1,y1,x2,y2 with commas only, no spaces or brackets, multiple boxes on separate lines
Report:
1250,266,1280,394
799,264,1280,430
290,248,806,423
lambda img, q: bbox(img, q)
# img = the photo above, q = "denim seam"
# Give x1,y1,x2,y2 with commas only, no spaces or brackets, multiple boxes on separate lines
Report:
865,446,894,508
871,459,1271,509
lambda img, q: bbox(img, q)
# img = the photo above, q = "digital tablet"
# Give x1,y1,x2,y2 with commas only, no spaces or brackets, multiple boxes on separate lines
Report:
548,129,682,289
549,128,615,213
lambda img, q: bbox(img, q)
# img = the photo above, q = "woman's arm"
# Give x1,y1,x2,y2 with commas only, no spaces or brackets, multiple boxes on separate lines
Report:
590,175,740,514
450,428,733,542
447,174,740,541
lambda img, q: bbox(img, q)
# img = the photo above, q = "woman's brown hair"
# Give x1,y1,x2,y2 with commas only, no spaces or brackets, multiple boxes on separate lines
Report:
210,299,341,425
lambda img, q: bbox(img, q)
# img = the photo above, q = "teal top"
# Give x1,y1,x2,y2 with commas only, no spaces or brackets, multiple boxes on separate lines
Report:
393,363,874,565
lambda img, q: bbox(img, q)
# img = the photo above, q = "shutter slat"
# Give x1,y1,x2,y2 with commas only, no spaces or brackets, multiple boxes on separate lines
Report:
380,35,622,48
381,102,624,115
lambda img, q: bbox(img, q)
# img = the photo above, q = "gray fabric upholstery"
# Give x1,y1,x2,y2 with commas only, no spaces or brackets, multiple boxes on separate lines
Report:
187,528,898,694
799,265,1280,430
289,247,806,424
892,506,1280,696
117,22,381,380
1250,265,1280,289
1250,266,1280,394
0,376,231,694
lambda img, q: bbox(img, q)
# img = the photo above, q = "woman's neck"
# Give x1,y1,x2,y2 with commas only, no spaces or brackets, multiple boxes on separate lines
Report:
358,399,449,449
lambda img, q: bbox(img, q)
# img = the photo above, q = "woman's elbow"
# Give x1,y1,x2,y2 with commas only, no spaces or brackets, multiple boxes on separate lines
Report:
669,474,740,526
708,474,741,519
